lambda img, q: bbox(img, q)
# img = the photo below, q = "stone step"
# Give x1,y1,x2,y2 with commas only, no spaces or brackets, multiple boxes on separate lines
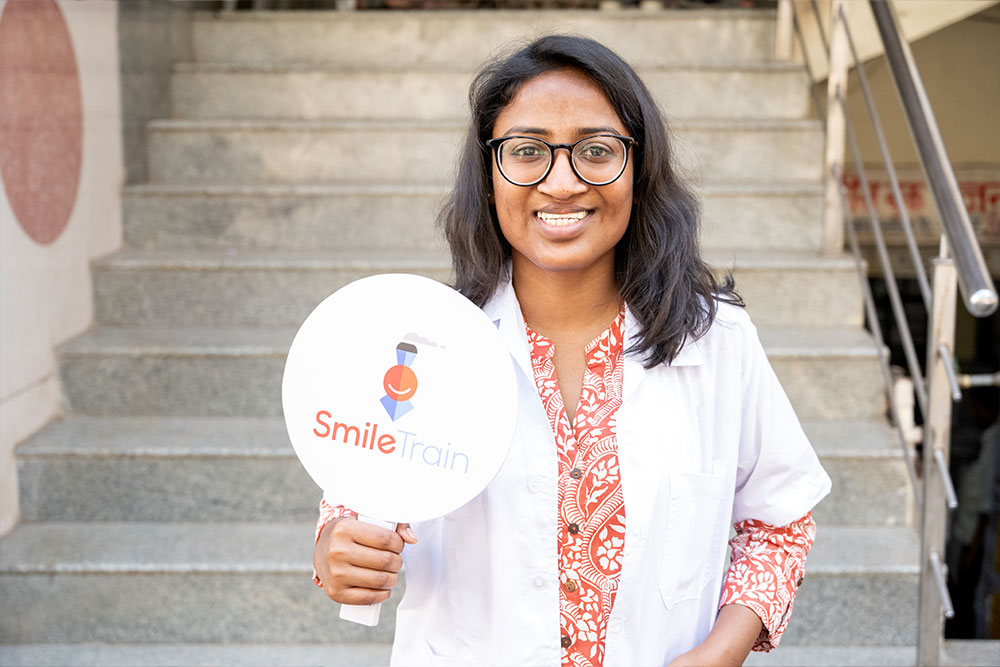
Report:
57,326,884,420
146,118,823,185
122,182,823,253
170,62,811,121
0,522,917,645
15,417,909,526
91,250,860,329
190,9,777,68
6,641,999,667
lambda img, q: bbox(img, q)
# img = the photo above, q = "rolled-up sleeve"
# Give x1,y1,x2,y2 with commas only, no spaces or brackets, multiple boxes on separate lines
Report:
313,498,358,588
718,511,816,651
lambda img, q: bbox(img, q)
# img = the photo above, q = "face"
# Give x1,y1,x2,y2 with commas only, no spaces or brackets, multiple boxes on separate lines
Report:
490,68,633,281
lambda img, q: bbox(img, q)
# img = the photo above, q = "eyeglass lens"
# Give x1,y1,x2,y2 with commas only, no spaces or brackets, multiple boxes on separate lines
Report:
497,136,627,186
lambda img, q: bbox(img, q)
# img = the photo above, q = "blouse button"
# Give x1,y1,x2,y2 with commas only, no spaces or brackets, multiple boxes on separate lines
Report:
567,523,580,535
561,636,572,648
570,468,583,480
527,477,544,493
563,580,577,593
532,576,546,589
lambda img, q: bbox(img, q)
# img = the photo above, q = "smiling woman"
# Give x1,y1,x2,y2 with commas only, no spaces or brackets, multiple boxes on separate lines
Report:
313,35,832,667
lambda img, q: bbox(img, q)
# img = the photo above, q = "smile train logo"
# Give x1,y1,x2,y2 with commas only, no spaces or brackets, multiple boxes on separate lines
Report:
381,341,418,421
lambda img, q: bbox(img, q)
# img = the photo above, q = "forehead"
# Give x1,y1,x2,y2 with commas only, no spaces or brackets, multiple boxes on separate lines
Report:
494,68,625,136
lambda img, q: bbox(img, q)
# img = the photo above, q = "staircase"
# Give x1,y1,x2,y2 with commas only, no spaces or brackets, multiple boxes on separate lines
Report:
0,8,924,665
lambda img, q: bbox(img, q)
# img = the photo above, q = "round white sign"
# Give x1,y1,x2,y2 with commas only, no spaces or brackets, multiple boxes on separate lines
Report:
282,274,518,524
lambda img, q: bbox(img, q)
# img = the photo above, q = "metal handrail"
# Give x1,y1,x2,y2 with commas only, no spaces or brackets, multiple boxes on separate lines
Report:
869,1,997,318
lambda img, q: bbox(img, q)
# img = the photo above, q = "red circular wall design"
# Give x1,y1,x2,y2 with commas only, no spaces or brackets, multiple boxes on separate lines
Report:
0,0,83,245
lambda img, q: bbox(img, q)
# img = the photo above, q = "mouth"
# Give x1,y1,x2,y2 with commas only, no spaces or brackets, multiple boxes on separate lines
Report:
535,209,593,228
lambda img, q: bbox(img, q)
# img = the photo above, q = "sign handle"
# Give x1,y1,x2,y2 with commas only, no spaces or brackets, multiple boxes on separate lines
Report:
339,515,398,626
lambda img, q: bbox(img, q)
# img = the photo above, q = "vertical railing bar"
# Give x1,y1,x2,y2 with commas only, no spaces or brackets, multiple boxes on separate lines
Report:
937,344,963,402
838,88,930,417
932,448,959,510
838,4,933,312
929,551,956,619
837,169,923,504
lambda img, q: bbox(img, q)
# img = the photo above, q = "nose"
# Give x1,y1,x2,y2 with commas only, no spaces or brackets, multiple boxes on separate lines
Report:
537,148,588,197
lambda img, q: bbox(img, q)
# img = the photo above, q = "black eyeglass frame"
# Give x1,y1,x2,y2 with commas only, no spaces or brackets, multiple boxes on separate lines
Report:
486,134,637,187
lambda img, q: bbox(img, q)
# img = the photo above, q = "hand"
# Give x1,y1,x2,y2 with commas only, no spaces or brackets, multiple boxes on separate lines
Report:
314,516,417,605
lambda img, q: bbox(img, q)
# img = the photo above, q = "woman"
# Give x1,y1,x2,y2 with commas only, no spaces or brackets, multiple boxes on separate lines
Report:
314,35,831,666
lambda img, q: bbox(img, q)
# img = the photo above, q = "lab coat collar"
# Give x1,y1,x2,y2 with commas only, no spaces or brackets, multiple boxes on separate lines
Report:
482,275,706,382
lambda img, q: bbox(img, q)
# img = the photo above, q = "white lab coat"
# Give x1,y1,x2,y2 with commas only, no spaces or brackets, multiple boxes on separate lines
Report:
389,278,832,666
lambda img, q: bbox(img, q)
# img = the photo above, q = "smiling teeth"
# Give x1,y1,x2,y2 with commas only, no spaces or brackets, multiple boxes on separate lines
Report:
537,211,588,226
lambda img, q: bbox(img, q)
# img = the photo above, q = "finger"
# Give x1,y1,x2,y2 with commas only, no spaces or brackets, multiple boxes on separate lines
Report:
348,522,405,553
332,542,403,573
335,586,393,606
335,564,399,593
397,522,418,544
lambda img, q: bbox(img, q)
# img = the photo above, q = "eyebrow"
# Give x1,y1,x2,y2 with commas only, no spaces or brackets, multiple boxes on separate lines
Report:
499,125,623,138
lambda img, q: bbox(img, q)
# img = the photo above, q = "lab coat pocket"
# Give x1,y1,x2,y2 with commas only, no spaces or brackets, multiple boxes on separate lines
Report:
658,466,728,610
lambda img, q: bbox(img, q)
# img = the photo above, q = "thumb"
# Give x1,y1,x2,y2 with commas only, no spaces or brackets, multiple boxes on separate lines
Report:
397,522,417,544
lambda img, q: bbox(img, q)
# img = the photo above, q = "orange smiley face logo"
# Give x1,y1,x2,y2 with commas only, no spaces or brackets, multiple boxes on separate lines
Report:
383,364,418,402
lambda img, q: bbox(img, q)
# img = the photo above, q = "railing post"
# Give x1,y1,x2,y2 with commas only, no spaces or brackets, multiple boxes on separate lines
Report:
775,0,795,61
822,0,848,255
918,251,959,666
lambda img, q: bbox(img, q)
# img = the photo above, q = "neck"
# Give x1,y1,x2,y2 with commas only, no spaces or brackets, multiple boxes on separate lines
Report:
511,254,622,340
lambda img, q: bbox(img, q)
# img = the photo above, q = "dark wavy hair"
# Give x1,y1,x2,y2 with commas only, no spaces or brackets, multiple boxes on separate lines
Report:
441,34,742,367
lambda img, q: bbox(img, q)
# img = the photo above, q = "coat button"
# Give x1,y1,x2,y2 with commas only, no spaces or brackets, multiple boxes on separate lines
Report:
567,523,580,535
561,636,572,648
563,580,577,592
570,468,583,480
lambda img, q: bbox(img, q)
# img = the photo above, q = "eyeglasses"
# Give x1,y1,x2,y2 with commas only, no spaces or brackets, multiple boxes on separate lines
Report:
486,134,636,187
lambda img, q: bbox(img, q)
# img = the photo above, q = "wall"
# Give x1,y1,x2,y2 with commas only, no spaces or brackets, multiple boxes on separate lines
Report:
0,0,123,535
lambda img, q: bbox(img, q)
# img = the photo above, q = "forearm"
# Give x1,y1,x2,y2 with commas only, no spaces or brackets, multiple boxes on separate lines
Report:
667,604,762,667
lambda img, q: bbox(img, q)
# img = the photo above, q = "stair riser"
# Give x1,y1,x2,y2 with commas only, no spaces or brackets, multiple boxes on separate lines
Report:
0,570,914,644
779,573,918,646
0,573,398,644
123,190,823,253
92,265,858,329
60,350,884,420
17,453,910,525
191,13,775,67
92,264,453,328
147,125,823,185
768,354,886,421
123,192,448,253
171,68,810,121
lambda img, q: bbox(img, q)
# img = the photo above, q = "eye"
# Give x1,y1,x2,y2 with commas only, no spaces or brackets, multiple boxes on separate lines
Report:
505,140,548,160
576,139,618,162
